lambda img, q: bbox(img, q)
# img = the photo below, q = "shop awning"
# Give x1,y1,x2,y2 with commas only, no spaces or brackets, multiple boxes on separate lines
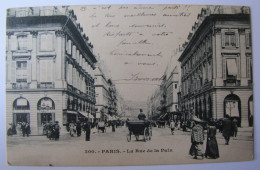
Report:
65,110,78,115
158,113,168,120
78,111,89,118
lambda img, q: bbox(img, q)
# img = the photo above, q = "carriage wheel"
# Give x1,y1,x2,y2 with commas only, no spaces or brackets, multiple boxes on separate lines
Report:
149,128,152,140
126,134,131,142
144,128,149,142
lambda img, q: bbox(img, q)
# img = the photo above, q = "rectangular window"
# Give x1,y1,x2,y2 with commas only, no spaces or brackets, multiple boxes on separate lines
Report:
17,35,28,50
17,61,27,70
16,61,27,82
226,58,238,80
225,32,236,47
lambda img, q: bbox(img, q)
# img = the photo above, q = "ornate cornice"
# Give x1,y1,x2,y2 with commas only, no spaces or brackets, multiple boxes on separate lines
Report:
55,30,65,37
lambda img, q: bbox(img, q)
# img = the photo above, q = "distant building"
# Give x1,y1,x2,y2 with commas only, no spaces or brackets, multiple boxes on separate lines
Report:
94,66,110,121
6,7,97,135
178,6,253,127
165,66,179,113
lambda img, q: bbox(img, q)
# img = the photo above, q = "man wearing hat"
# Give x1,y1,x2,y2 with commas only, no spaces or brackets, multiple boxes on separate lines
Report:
138,109,146,120
189,117,205,159
54,121,60,140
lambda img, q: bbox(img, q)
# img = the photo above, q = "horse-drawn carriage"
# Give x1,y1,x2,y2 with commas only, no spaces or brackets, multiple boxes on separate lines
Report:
126,120,152,142
157,120,166,128
97,122,106,133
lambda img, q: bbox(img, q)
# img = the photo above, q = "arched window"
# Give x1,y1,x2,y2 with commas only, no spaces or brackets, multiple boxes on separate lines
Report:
13,97,30,110
224,94,241,127
37,97,55,110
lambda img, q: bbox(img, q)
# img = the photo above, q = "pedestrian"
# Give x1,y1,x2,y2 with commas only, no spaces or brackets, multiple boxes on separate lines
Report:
76,121,82,137
138,109,146,120
25,123,30,137
182,120,187,132
54,121,60,140
21,122,26,137
84,122,91,141
205,121,219,159
222,114,232,145
170,120,175,135
69,121,76,137
189,118,205,159
112,121,116,132
232,118,238,138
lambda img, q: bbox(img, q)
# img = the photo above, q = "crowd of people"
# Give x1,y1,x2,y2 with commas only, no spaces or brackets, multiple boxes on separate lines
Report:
7,111,239,161
187,114,238,160
43,121,60,140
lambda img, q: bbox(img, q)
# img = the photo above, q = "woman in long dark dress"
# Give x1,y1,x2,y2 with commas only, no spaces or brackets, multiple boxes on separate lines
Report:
205,122,219,159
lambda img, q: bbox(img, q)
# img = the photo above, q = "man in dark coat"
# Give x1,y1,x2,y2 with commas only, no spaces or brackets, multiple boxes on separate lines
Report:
111,121,116,132
138,109,146,120
222,114,232,145
54,121,60,140
21,122,26,137
84,122,91,141
76,121,82,137
25,123,30,137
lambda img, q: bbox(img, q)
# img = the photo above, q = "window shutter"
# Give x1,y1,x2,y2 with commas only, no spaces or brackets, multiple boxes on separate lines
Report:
68,40,72,55
46,60,53,82
40,60,47,82
235,31,240,48
221,30,225,48
10,61,16,83
27,60,31,83
72,45,76,59
72,67,76,87
236,59,240,80
223,59,226,80
10,35,17,51
245,31,250,48
27,34,33,50
69,64,73,85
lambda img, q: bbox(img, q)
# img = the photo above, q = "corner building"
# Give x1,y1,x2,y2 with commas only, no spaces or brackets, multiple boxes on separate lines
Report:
6,7,97,135
178,6,253,127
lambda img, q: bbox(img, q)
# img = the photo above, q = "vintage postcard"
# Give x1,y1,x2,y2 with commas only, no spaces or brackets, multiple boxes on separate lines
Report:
5,4,253,166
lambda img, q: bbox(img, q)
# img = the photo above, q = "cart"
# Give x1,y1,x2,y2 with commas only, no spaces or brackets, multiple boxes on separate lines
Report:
126,120,152,142
97,122,106,133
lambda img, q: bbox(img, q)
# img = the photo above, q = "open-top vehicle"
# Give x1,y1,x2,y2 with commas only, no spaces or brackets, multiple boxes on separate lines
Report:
126,120,152,142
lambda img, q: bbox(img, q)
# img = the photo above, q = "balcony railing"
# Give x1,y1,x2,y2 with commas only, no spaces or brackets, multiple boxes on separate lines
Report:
37,82,55,88
12,83,29,89
224,79,240,86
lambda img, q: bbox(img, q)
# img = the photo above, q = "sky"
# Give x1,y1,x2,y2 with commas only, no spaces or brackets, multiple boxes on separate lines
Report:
71,4,204,102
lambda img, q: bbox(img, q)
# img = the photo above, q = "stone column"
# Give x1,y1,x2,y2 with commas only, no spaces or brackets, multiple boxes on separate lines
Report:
30,31,38,88
55,30,65,88
239,28,248,86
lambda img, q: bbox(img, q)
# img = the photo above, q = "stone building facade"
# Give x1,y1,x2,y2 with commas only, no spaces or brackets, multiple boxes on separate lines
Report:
6,6,97,135
178,6,253,127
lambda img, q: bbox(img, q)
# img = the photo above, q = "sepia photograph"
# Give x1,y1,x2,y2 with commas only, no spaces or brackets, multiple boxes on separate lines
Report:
2,1,257,168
